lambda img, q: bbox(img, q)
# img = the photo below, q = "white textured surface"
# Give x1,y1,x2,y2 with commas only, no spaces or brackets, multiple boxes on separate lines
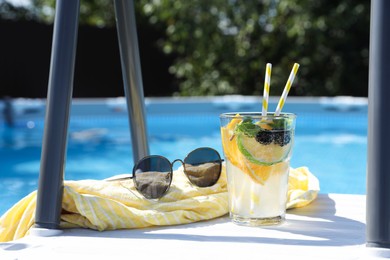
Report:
0,194,377,260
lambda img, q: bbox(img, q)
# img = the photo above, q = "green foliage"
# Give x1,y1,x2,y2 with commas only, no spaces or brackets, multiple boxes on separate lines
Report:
0,0,115,26
28,0,115,27
0,0,34,20
139,0,273,96
138,0,370,96
1,0,370,96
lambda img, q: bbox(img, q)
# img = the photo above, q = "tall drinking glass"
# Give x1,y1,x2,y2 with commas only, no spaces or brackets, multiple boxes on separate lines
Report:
220,112,296,226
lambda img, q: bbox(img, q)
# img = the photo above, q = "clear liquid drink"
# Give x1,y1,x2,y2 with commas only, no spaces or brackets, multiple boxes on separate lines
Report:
220,112,296,226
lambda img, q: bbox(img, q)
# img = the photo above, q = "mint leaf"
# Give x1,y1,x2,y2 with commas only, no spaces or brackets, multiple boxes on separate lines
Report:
270,118,293,130
234,117,261,137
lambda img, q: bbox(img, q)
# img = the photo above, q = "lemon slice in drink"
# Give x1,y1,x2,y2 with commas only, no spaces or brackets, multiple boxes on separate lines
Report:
237,133,292,166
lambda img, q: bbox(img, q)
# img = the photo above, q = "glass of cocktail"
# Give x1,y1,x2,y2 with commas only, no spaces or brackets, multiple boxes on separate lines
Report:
220,112,296,226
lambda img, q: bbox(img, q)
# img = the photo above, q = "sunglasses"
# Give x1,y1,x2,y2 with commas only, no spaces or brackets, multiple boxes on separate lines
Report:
111,147,223,200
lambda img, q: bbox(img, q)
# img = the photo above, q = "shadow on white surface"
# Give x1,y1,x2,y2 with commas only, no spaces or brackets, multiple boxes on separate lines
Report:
48,194,365,247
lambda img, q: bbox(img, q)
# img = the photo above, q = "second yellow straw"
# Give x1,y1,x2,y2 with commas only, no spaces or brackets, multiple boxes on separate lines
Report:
275,63,300,116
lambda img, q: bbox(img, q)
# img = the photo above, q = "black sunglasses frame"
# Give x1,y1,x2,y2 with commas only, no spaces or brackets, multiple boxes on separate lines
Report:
132,147,223,199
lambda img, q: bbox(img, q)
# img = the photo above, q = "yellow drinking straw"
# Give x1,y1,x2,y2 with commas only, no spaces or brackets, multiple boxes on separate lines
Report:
275,63,300,116
262,63,272,116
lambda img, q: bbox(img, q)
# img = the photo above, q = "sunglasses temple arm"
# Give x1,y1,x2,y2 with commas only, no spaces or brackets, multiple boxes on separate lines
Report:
104,174,134,182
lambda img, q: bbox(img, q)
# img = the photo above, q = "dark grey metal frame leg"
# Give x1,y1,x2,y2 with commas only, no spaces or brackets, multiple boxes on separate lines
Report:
35,0,149,230
367,0,390,249
114,0,149,162
35,0,80,230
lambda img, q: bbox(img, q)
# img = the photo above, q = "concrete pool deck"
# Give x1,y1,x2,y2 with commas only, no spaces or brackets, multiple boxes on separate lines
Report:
1,193,388,259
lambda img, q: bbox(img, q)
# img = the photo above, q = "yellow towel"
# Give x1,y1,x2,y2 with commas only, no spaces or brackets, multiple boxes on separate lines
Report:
0,165,319,242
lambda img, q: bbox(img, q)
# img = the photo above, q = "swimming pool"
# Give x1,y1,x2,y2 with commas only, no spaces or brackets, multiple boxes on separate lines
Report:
0,96,367,215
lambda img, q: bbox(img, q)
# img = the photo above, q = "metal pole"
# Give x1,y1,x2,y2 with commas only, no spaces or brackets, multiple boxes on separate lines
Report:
35,0,80,229
367,0,390,249
114,0,150,163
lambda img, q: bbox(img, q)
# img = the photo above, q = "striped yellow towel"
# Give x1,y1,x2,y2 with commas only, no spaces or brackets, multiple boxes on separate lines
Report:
287,167,320,209
0,165,319,242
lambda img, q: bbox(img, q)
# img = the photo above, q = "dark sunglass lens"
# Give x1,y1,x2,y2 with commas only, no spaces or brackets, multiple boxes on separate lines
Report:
184,148,222,187
133,156,172,199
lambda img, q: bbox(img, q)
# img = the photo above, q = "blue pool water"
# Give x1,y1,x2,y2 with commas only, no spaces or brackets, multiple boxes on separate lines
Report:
0,97,367,215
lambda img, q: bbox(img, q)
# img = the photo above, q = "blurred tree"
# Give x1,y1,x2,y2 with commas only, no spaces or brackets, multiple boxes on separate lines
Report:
0,0,34,20
0,0,115,26
0,0,370,96
0,0,114,26
269,0,370,96
138,0,370,96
